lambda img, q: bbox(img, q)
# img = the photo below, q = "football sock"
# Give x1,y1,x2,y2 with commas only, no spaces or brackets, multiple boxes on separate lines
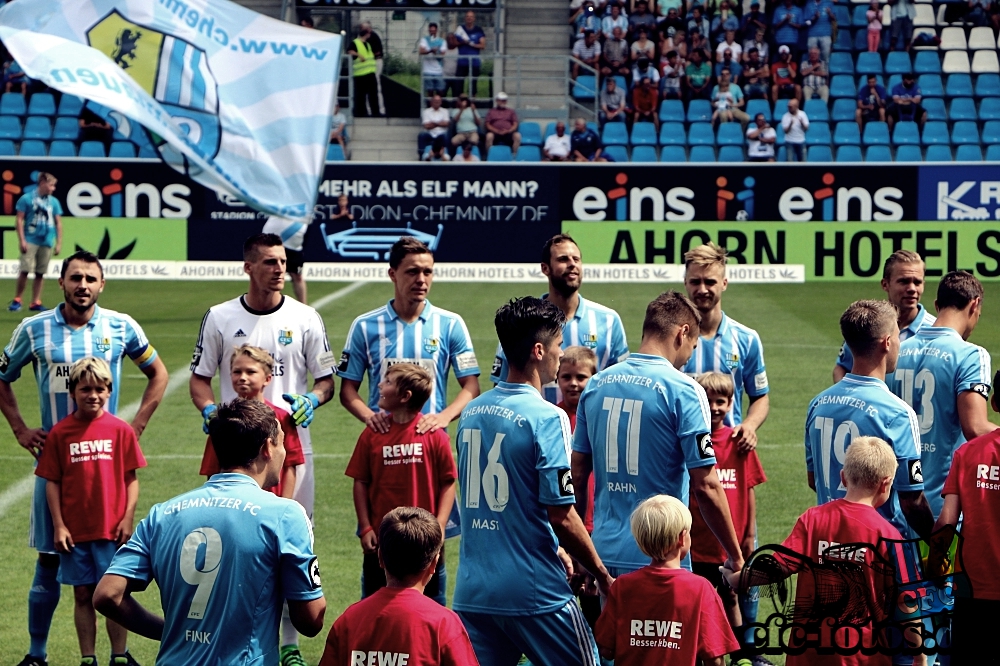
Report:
280,602,300,648
27,559,61,658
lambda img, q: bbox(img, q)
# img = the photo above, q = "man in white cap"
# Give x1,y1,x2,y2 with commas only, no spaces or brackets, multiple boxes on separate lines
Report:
484,92,522,157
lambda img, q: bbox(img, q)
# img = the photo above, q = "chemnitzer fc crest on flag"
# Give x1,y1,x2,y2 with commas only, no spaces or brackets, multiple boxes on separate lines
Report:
0,0,341,219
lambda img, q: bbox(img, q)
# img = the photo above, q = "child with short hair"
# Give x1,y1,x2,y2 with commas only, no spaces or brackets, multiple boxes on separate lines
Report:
199,344,304,498
345,363,457,605
35,357,146,666
318,507,479,666
594,495,739,666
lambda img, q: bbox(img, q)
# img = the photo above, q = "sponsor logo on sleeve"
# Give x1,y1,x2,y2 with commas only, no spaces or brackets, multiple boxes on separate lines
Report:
0,351,9,374
190,345,203,369
336,352,350,374
971,383,991,399
909,459,923,485
559,468,575,496
697,433,715,459
491,355,503,378
755,371,769,391
316,350,336,370
456,351,478,372
308,557,322,589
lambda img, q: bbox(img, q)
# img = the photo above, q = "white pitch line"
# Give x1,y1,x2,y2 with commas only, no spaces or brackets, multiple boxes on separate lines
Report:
312,281,368,311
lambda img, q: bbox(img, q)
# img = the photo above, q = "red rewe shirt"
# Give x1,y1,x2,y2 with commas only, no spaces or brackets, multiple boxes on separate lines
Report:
319,587,480,666
35,410,146,543
689,425,766,563
594,566,738,666
558,400,596,532
942,428,1000,600
199,399,305,498
780,499,902,666
345,418,457,530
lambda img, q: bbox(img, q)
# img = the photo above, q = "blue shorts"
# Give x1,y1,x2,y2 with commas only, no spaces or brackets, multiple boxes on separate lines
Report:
58,540,119,586
459,601,599,666
29,475,55,554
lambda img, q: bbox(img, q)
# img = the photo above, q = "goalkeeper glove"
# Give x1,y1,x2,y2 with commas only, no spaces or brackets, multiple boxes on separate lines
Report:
283,392,320,427
201,404,218,434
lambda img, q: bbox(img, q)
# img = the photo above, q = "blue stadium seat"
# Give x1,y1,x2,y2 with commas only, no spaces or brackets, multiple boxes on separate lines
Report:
27,93,56,117
775,124,786,146
837,145,863,161
807,145,834,161
571,75,597,101
0,93,26,116
659,122,686,145
852,5,870,26
885,52,913,75
138,143,159,159
806,122,832,146
718,145,744,162
830,52,855,76
22,116,52,141
109,141,137,158
688,145,716,162
614,76,627,92
833,29,853,52
951,120,980,145
631,145,658,162
986,144,1000,160
923,97,948,121
486,145,513,161
659,99,684,122
804,99,829,121
835,4,850,25
919,74,945,97
515,145,541,161
956,144,983,161
687,99,713,123
980,98,1000,120
0,140,15,156
914,52,942,75
983,121,1000,144
830,76,857,99
519,122,542,146
893,121,921,145
885,75,902,92
949,97,977,121
603,145,629,162
688,123,715,145
854,29,870,53
746,99,771,121
660,145,686,162
0,116,22,140
921,121,951,145
856,52,883,76
925,145,953,161
976,74,1000,97
716,123,744,146
946,74,974,97
772,98,790,123
832,98,858,122
544,122,557,138
834,122,862,145
52,116,80,141
18,140,46,157
895,145,923,161
57,95,84,117
326,143,345,161
630,122,658,146
863,121,890,145
79,141,107,158
865,145,893,161
48,140,77,157
602,123,629,146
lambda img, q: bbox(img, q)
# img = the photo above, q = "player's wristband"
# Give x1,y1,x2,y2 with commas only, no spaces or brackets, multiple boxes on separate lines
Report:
201,404,218,435
359,526,374,538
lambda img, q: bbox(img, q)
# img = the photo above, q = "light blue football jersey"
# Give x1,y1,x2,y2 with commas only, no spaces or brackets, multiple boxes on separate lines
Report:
836,304,936,373
490,294,629,403
105,474,323,666
681,312,768,426
805,374,924,538
337,299,480,414
573,353,715,571
890,327,992,517
0,304,157,431
453,382,577,616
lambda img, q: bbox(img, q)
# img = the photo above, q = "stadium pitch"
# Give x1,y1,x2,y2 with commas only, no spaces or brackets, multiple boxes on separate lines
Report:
1,277,998,664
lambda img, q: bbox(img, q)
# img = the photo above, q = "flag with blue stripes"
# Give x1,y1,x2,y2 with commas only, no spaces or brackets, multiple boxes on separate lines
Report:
0,0,341,219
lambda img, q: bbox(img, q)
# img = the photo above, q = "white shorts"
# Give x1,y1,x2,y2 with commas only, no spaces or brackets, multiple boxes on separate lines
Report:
293,452,314,522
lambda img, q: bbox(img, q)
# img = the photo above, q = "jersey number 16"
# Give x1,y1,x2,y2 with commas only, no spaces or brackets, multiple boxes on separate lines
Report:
462,429,510,512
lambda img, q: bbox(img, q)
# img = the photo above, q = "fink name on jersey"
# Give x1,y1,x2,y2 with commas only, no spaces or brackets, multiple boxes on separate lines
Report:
630,619,683,649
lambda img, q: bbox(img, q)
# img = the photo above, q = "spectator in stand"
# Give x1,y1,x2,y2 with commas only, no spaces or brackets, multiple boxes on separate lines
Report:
422,136,451,162
454,11,486,98
632,76,661,130
452,141,480,162
716,29,743,62
629,1,659,39
740,2,767,43
571,117,609,161
658,9,685,38
419,23,448,96
632,57,660,88
888,71,925,128
450,93,481,148
781,97,809,161
712,68,750,129
741,48,770,99
329,102,348,155
419,93,450,148
78,107,113,149
716,48,743,79
689,27,709,56
711,5,741,44
363,22,387,115
571,1,602,41
543,121,573,161
805,0,835,63
600,77,629,125
856,73,888,129
602,4,629,39
660,50,685,99
572,30,602,80
771,45,801,101
743,27,769,64
801,47,829,101
631,27,656,63
773,0,803,56
485,92,521,157
656,0,683,19
888,0,916,51
688,6,711,41
866,0,883,51
661,26,688,65
3,59,26,95
602,27,632,81
747,112,777,161
686,48,713,99
966,0,992,26
300,16,314,27
348,25,380,118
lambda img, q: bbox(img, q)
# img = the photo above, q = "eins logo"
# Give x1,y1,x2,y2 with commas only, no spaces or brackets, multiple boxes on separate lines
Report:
67,169,191,218
572,172,695,221
778,172,903,221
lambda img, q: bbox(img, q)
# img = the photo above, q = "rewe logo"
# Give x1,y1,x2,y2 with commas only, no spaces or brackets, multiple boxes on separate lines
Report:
573,172,695,221
936,180,1000,220
67,169,191,218
778,172,903,221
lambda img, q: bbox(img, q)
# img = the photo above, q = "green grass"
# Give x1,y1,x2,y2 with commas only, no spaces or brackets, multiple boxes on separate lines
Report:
1,278,998,664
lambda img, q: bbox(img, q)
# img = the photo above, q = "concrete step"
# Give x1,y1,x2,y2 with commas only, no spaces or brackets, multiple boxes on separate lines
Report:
350,125,421,142
351,146,417,161
353,117,421,127
507,9,569,23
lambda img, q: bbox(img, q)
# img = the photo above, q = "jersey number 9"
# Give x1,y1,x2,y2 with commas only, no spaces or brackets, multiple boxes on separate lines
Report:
462,429,509,512
180,527,223,620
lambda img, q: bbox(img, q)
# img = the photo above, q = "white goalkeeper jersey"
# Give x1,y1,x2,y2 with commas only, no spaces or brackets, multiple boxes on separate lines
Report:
191,295,335,453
